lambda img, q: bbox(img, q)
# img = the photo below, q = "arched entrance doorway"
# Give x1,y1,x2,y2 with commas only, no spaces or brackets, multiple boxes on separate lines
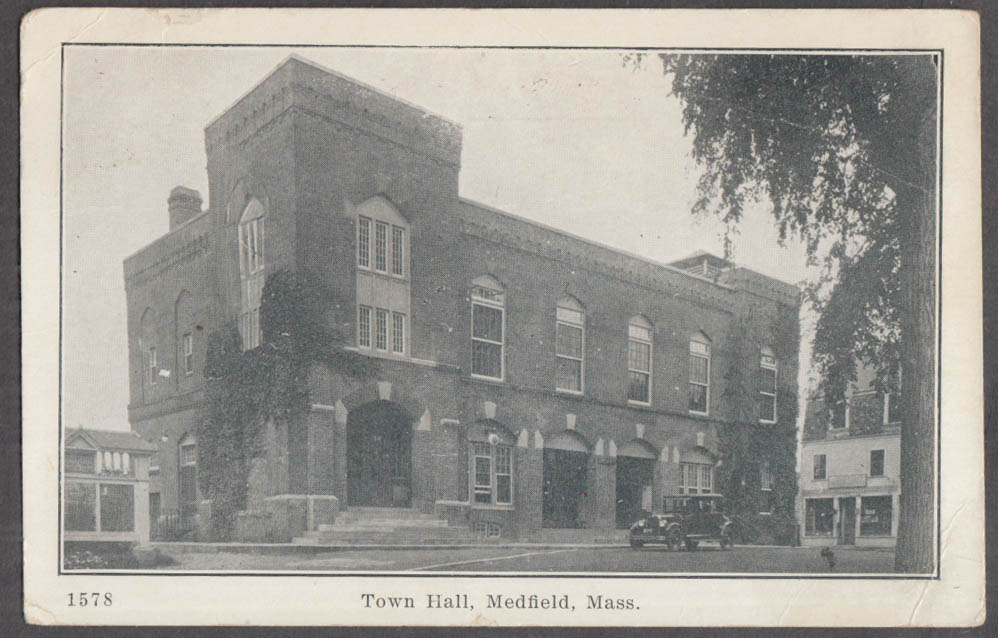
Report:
542,431,590,528
346,401,412,507
616,440,657,528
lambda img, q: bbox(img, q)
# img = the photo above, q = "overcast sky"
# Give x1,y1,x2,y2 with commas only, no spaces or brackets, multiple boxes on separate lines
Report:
61,46,814,432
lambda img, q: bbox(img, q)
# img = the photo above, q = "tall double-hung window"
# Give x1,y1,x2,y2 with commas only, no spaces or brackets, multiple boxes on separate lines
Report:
555,297,585,393
759,347,778,423
627,316,653,404
689,333,711,414
238,198,265,350
471,276,504,380
472,441,513,505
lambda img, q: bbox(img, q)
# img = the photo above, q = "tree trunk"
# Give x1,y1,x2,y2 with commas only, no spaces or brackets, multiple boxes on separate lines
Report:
894,56,939,574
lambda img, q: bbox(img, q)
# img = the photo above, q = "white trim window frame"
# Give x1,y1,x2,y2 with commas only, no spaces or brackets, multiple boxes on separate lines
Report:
869,449,885,477
829,399,850,429
357,305,372,348
759,350,778,423
679,462,713,495
375,308,389,351
391,225,405,277
391,311,406,355
357,216,371,269
374,221,388,273
471,441,513,506
626,319,652,405
884,392,902,425
689,338,711,415
555,304,585,394
471,282,505,381
239,217,265,276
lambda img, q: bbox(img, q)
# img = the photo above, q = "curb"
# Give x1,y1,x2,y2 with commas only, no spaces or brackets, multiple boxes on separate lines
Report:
151,542,632,554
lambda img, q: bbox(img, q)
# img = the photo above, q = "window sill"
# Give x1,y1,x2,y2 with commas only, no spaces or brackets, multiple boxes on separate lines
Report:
470,374,505,384
759,419,777,425
470,503,514,511
627,399,652,408
557,388,584,397
688,410,710,418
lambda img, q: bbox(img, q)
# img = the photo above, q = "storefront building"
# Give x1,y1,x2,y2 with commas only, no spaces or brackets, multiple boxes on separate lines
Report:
797,365,901,548
123,56,800,542
63,429,157,544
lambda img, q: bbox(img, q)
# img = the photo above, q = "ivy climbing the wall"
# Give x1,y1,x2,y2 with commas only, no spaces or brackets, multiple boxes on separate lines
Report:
198,270,374,540
717,301,800,544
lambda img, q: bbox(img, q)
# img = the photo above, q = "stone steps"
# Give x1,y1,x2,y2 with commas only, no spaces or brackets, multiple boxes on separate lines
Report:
291,506,479,546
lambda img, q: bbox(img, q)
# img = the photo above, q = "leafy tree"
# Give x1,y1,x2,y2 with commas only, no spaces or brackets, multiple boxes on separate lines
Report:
660,54,937,572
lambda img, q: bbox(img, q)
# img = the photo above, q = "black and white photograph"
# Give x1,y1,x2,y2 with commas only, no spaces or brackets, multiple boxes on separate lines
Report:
20,8,983,627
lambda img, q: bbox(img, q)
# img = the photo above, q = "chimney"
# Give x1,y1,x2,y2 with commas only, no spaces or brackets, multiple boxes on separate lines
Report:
168,186,203,229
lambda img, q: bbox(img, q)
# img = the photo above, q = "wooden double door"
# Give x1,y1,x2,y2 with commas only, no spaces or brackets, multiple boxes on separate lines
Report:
346,401,412,507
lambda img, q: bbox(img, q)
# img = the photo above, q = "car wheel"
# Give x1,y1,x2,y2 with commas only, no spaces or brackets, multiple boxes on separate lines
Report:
720,534,733,550
629,539,644,550
685,540,699,551
667,529,682,552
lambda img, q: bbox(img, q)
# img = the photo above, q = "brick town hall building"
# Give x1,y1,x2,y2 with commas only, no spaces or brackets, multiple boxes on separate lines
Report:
124,56,800,543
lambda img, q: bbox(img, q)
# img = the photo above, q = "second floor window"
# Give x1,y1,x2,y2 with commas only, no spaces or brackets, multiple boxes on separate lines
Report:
813,454,827,480
885,392,902,424
689,334,711,414
555,298,585,393
870,449,885,477
471,277,504,380
759,348,777,422
357,306,372,348
238,201,265,276
627,316,652,403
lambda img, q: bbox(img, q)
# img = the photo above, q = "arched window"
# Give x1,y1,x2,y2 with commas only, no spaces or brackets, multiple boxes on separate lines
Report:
555,296,585,393
759,346,778,423
689,331,711,414
238,198,265,350
627,316,653,404
471,275,504,380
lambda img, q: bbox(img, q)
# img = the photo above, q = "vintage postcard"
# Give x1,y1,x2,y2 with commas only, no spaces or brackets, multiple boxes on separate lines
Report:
20,8,983,626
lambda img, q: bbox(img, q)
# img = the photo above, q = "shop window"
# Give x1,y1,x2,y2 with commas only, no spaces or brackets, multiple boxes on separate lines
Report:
805,498,835,535
555,298,585,393
627,316,652,403
64,482,96,531
860,495,893,536
99,484,135,532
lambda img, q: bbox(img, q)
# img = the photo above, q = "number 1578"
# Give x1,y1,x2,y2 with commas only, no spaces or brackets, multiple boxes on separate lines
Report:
68,592,112,607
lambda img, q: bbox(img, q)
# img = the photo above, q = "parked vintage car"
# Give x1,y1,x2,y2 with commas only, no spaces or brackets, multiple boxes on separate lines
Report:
628,494,734,550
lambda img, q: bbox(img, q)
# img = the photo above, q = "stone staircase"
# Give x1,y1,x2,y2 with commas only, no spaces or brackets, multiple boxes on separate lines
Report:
291,506,480,546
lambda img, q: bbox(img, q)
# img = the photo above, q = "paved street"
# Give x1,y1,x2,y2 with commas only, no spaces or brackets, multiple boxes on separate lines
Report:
156,544,896,574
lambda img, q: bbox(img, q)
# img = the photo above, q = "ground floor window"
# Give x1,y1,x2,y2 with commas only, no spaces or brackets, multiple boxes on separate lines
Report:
64,481,96,531
679,462,712,494
99,484,135,532
471,442,512,505
860,495,893,536
805,498,835,536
